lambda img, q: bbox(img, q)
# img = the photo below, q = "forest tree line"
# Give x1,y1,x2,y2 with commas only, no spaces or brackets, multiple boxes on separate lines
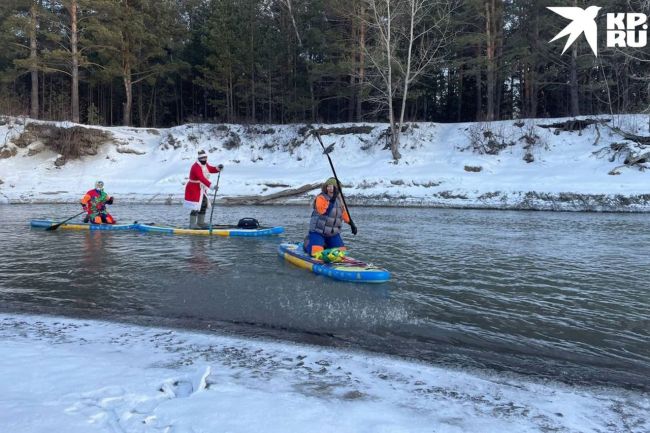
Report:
1,0,649,132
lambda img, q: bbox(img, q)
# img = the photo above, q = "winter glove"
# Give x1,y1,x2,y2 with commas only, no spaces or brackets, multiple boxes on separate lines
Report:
210,183,219,191
106,197,114,205
217,164,224,170
81,203,86,210
350,221,358,235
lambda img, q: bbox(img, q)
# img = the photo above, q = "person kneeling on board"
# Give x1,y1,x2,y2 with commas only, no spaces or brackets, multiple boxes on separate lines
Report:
80,180,116,224
184,149,223,229
303,177,355,262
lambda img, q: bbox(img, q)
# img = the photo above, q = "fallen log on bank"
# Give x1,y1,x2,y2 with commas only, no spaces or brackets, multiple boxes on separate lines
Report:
223,182,321,205
538,118,610,132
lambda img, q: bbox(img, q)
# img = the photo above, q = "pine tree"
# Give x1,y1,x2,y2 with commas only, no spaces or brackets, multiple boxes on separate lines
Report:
87,0,183,126
1,0,45,118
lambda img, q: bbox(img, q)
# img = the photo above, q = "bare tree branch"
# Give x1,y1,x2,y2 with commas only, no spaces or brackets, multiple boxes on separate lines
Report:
360,0,458,160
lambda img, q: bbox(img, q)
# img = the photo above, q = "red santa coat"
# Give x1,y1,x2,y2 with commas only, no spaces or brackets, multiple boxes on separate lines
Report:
184,161,220,211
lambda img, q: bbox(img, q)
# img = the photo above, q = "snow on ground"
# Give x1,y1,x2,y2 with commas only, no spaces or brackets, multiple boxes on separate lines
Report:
1,313,648,433
0,115,649,210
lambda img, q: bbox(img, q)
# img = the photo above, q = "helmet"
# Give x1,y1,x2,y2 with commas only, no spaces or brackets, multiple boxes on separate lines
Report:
324,177,338,186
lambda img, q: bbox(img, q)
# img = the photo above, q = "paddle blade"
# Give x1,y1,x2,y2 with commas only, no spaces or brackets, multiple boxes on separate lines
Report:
323,143,335,155
45,224,60,231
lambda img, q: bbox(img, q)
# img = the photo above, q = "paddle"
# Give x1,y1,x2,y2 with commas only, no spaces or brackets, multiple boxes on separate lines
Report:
311,129,357,235
208,171,221,235
46,211,86,231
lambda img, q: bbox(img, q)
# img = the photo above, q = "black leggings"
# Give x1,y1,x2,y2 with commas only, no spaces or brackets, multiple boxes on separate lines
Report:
190,196,208,216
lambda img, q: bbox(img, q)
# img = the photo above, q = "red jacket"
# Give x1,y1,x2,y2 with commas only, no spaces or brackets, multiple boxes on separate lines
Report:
184,161,220,210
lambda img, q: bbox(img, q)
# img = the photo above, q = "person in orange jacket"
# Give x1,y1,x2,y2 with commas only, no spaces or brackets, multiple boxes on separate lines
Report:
303,177,355,257
80,180,116,224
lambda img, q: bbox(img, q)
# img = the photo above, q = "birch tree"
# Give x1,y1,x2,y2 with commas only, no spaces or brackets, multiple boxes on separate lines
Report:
362,0,457,160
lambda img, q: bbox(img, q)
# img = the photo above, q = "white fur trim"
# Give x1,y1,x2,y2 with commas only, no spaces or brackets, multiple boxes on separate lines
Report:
183,200,201,211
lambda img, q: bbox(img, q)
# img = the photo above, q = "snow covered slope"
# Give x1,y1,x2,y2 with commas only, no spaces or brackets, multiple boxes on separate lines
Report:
0,115,648,211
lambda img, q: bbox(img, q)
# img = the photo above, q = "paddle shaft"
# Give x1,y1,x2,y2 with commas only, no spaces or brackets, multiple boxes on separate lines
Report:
312,131,356,231
208,171,221,234
46,211,86,231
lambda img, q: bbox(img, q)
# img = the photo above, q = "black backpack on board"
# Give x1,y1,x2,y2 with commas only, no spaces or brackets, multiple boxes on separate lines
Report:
237,218,260,229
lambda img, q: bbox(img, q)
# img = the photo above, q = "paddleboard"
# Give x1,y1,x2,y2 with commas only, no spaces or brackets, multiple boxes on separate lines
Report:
30,219,136,231
136,223,284,237
278,242,390,283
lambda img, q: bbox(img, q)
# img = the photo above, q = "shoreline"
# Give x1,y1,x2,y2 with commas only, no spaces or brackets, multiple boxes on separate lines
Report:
1,312,647,432
2,115,649,214
3,193,650,213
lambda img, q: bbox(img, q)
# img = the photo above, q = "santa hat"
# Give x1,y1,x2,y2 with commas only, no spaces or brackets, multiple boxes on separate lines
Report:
198,150,207,158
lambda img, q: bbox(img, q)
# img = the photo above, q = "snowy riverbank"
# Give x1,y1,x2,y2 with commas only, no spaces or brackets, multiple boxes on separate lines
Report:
1,115,649,211
1,313,648,433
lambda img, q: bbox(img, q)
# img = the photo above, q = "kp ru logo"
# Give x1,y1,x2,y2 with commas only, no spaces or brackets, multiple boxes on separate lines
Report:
607,13,648,48
548,6,649,56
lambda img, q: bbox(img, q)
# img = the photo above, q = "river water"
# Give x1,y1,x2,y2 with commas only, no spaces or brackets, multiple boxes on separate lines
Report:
0,204,648,390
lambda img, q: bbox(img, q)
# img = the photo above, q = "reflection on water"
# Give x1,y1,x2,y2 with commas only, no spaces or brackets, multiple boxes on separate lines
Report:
82,231,107,272
0,203,649,390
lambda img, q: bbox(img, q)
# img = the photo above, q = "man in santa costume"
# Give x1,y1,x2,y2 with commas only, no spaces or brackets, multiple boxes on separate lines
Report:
184,149,223,229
